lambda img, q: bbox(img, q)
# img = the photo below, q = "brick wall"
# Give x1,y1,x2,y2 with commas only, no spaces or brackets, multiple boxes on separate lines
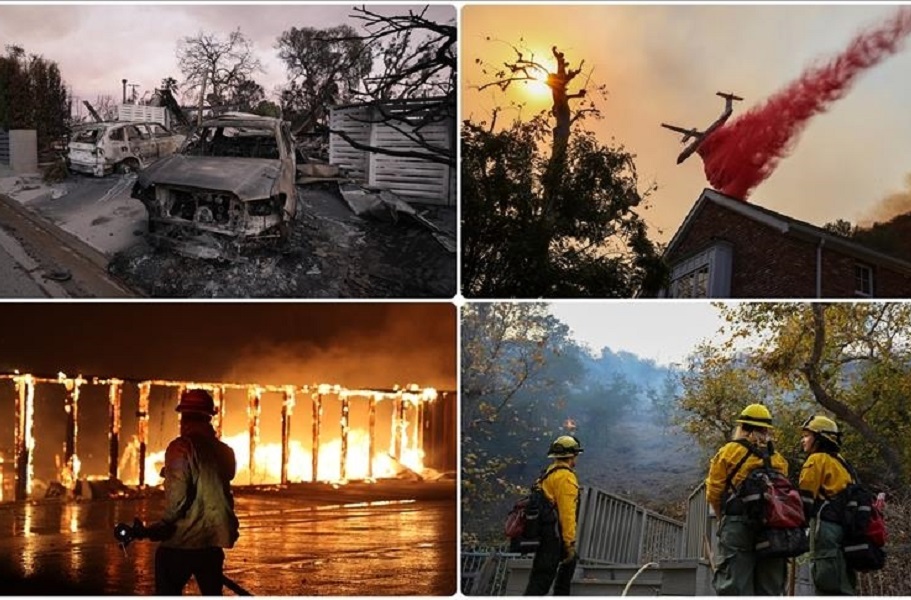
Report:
667,201,911,298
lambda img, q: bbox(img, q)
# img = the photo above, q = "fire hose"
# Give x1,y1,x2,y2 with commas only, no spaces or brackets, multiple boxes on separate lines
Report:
114,519,253,596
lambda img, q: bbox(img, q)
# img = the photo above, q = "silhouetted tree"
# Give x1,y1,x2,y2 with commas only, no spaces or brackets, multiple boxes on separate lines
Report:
463,45,666,297
0,45,70,153
275,7,455,166
276,24,372,133
176,29,263,109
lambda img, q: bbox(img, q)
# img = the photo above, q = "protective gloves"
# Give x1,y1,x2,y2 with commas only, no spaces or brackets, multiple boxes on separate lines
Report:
143,520,176,542
561,541,577,565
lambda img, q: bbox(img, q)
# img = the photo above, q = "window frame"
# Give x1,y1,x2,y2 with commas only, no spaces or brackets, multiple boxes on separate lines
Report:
854,263,874,298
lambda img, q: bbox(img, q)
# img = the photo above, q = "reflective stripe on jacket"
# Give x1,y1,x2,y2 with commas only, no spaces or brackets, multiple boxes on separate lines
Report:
799,452,852,517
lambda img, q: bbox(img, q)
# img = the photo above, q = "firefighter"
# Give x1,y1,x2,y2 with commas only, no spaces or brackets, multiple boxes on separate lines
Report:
705,403,789,596
524,435,583,596
144,389,240,595
799,415,856,595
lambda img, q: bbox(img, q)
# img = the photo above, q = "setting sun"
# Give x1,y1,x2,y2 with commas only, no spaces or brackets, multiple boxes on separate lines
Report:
523,77,551,99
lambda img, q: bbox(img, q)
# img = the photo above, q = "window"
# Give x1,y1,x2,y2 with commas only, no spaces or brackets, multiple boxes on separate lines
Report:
73,127,102,144
672,265,710,298
666,242,733,298
149,124,170,138
108,127,125,142
855,263,874,297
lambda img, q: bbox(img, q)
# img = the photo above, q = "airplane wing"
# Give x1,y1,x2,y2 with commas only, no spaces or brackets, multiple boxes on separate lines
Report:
661,123,702,143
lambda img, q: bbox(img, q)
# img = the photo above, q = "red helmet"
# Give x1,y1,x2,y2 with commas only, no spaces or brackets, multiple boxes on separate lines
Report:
176,389,217,416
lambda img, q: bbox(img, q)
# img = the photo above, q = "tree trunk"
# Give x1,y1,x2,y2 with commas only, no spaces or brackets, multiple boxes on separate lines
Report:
802,304,906,487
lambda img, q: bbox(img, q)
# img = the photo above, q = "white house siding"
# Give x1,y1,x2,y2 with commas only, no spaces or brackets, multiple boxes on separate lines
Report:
329,99,454,206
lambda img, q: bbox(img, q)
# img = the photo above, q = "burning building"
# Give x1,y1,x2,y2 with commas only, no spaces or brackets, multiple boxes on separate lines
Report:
2,371,456,502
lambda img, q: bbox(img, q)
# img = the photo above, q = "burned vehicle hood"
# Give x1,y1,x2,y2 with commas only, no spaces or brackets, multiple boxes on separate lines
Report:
137,155,281,201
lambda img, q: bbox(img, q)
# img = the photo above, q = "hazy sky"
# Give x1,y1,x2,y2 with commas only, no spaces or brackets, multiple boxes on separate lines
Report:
462,4,911,244
0,3,455,106
0,303,456,389
548,301,726,366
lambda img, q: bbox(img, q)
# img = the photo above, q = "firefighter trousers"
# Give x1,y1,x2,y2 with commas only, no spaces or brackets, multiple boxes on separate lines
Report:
712,515,786,596
524,532,577,595
155,545,226,595
809,518,856,595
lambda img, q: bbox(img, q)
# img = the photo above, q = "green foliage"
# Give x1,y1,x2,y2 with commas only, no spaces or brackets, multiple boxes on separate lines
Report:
461,112,667,297
252,100,282,119
677,302,911,489
0,45,70,154
227,80,266,114
41,157,68,183
461,303,585,542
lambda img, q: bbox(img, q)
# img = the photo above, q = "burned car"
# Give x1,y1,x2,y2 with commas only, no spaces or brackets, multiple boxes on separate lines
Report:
131,114,297,259
67,121,185,177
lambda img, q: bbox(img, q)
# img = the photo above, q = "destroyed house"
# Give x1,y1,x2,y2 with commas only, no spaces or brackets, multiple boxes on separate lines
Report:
329,97,455,207
657,188,911,298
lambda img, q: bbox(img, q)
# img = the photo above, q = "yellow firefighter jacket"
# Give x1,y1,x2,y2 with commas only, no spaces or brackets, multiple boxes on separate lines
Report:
705,440,789,516
799,452,852,501
539,461,579,547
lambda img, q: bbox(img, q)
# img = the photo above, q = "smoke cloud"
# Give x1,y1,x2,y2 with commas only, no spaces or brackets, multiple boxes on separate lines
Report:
859,173,911,226
697,7,911,200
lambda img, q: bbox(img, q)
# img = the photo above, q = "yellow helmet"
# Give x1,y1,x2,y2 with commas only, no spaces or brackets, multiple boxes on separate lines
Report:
548,435,584,458
802,415,840,447
735,403,774,429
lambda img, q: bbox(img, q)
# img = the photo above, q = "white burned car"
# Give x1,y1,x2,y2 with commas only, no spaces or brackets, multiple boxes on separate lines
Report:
67,121,185,177
131,114,297,259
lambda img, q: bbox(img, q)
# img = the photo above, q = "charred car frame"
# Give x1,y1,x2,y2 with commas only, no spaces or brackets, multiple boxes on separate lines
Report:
68,121,185,178
131,114,297,259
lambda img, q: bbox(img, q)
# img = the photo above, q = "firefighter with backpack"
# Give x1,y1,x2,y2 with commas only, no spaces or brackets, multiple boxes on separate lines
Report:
798,415,858,595
523,435,583,596
705,404,789,596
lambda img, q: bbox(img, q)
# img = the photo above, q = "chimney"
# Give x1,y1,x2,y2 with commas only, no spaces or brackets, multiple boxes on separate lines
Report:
122,79,127,104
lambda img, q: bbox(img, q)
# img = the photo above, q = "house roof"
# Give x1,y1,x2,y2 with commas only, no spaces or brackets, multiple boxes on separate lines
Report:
664,188,911,274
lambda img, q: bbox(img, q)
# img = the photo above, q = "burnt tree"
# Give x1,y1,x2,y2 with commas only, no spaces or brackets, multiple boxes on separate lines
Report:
325,6,456,167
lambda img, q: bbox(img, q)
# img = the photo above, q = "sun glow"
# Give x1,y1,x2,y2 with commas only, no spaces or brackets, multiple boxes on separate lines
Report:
523,77,551,99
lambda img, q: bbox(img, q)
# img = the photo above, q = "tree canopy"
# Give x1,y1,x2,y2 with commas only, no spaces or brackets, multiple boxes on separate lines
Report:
176,29,263,112
276,24,372,133
462,45,666,298
0,45,70,153
677,302,911,488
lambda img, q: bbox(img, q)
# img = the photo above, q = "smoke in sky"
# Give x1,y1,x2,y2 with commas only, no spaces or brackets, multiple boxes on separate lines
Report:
697,7,911,200
859,172,911,226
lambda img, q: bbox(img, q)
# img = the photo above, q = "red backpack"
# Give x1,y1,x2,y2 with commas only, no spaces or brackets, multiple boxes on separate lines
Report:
828,456,887,572
725,440,809,558
505,465,569,554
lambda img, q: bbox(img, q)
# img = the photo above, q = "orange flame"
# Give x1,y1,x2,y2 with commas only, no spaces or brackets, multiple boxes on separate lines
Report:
142,429,424,486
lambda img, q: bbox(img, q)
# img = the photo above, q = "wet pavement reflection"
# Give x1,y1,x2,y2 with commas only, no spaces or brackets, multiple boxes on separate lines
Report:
0,482,456,595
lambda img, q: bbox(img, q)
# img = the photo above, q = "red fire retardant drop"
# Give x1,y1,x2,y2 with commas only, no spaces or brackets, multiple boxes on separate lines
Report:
697,7,911,201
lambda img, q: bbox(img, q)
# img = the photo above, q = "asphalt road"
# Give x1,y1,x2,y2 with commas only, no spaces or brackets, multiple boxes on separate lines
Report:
0,482,457,595
0,190,136,297
0,224,65,297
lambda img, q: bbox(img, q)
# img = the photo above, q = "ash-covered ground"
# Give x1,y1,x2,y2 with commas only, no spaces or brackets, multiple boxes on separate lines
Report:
108,184,457,298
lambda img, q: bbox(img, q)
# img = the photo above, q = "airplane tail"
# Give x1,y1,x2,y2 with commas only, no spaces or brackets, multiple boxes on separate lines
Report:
716,91,744,102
